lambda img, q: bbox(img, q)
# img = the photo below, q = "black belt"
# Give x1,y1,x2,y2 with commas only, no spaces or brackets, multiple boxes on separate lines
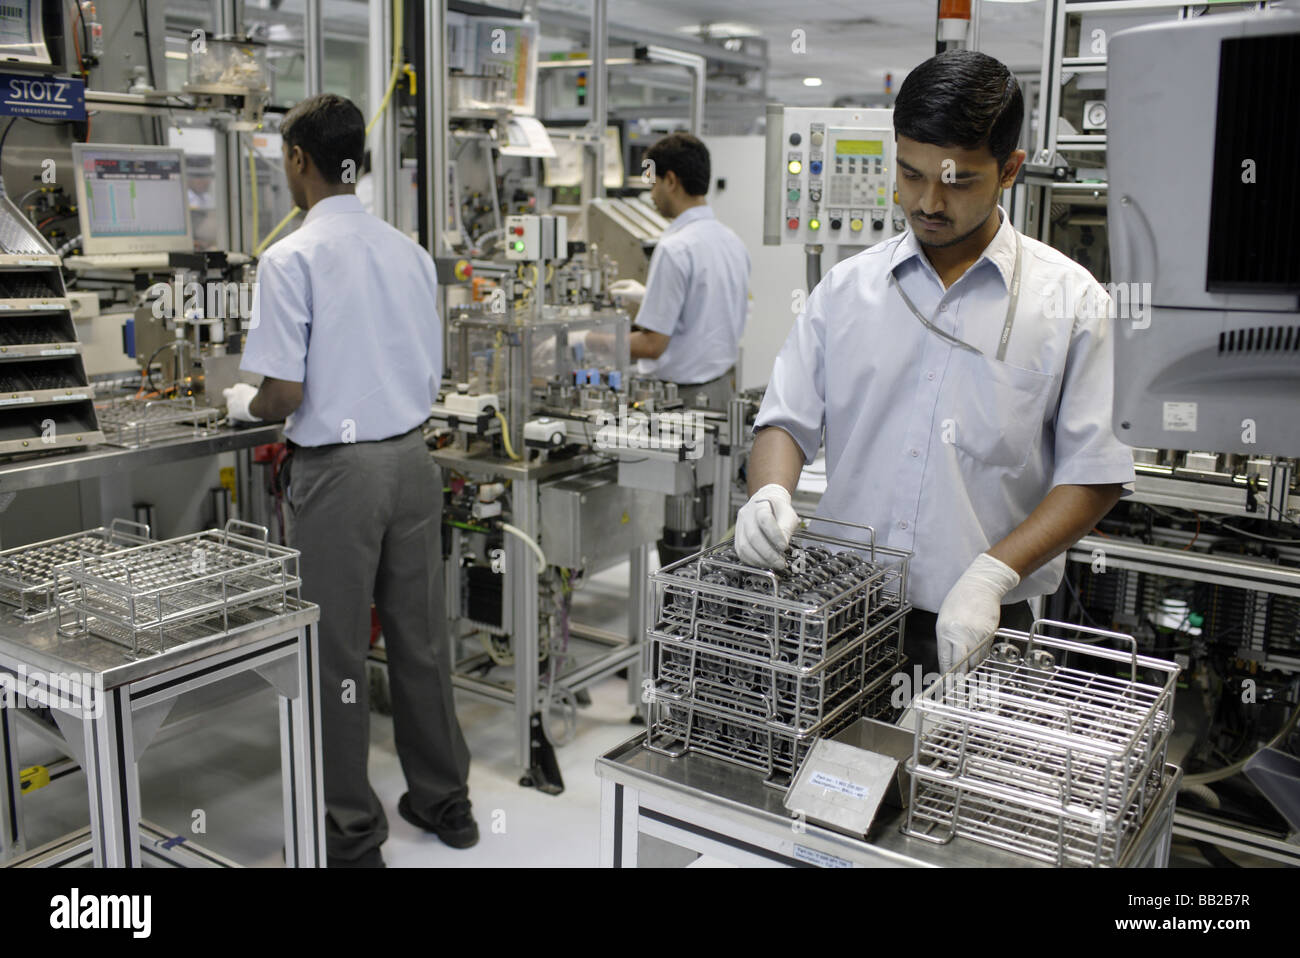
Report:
285,423,422,453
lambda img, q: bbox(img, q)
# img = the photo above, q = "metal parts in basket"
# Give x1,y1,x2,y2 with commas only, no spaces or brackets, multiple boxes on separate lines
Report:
902,620,1180,867
0,519,152,620
53,520,301,653
95,397,221,449
644,518,912,789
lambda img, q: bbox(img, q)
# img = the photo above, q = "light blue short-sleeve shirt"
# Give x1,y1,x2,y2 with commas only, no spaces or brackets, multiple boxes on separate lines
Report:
754,207,1135,612
635,205,750,385
240,194,442,447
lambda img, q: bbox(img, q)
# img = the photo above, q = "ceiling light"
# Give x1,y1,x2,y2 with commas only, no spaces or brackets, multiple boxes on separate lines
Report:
803,77,823,87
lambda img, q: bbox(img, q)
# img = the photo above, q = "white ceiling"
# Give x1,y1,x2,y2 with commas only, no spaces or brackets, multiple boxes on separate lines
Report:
540,0,1048,106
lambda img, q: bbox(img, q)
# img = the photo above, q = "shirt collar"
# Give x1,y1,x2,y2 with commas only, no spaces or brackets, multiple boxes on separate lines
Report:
303,193,365,225
664,204,714,235
888,205,1018,290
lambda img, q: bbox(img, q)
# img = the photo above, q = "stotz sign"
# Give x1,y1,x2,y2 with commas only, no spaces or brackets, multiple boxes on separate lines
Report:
0,73,85,121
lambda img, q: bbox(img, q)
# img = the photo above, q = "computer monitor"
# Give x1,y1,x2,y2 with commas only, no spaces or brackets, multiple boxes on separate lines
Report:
72,144,195,255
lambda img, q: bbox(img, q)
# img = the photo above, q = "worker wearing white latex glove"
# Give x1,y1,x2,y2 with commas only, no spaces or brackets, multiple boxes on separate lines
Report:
935,552,1021,673
735,483,800,570
608,278,646,304
223,383,261,422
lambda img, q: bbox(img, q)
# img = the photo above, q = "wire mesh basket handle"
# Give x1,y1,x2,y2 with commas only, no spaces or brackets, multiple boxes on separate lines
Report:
1028,618,1141,681
224,519,270,542
793,512,878,560
109,518,152,541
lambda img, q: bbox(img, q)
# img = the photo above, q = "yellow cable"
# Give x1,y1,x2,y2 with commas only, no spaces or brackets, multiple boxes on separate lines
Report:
253,0,405,257
248,138,260,251
495,410,522,461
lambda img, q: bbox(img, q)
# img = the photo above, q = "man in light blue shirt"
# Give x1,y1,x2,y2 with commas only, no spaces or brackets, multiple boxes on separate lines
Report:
737,53,1135,679
225,93,474,866
610,132,750,409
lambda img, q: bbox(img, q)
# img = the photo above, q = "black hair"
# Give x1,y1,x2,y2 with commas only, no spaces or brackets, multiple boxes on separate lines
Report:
280,93,366,185
893,51,1023,168
644,132,710,196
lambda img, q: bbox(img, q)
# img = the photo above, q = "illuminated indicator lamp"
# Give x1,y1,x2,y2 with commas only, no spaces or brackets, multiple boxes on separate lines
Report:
513,241,526,252
787,159,802,175
808,217,821,231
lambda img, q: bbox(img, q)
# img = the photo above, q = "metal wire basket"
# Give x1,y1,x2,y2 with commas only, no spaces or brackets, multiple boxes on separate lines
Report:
95,397,221,449
648,668,898,789
902,620,1179,867
645,515,910,788
650,516,911,668
0,519,152,620
54,520,301,652
648,607,905,734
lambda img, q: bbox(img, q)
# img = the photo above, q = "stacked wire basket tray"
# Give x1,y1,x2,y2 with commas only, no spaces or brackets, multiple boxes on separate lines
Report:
95,397,222,449
0,519,152,620
48,520,300,654
645,516,911,789
903,621,1179,867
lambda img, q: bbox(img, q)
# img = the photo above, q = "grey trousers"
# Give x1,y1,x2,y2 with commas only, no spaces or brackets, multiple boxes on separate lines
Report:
678,366,736,412
287,427,471,861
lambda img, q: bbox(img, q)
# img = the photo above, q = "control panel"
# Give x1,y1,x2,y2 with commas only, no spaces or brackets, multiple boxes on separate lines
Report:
505,214,568,261
764,106,906,247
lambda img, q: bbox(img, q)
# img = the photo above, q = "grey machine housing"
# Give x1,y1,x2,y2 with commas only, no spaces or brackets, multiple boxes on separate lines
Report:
1106,10,1300,457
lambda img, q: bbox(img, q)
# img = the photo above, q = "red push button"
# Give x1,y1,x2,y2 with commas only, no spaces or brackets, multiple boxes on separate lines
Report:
787,217,799,230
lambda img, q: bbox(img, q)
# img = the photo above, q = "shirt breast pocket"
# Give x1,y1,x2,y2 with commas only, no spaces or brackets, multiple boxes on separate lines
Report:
943,348,1054,472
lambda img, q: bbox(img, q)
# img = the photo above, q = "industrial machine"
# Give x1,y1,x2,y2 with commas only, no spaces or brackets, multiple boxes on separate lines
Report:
1044,6,1300,864
1107,9,1300,457
763,106,904,248
422,212,743,792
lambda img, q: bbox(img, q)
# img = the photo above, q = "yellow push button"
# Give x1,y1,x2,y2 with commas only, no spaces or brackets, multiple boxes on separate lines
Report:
850,218,863,232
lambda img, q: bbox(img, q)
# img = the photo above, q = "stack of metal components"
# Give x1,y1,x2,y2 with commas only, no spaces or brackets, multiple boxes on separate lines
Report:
903,622,1179,867
646,519,911,788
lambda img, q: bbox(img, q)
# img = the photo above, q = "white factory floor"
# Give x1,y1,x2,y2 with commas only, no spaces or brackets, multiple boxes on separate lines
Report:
12,560,661,868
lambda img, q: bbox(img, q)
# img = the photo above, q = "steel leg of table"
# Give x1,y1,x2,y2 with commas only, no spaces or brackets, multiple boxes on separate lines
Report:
82,687,141,868
277,623,324,867
0,697,23,860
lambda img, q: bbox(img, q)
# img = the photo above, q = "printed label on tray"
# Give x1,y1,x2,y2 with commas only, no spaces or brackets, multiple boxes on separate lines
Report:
0,396,34,406
809,771,869,800
793,844,853,868
38,348,75,355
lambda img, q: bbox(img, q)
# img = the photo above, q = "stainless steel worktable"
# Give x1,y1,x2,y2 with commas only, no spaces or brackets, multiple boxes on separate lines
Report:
0,598,324,867
0,423,282,492
596,732,1180,868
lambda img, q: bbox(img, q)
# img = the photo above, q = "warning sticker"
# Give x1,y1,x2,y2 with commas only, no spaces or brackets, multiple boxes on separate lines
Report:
1162,401,1197,432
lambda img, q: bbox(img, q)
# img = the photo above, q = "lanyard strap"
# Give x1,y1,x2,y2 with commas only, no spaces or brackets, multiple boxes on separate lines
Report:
891,230,1023,362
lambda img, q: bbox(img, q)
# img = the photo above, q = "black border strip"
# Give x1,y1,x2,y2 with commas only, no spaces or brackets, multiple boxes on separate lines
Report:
111,689,135,867
638,807,816,868
1,706,17,843
135,638,299,698
613,784,623,867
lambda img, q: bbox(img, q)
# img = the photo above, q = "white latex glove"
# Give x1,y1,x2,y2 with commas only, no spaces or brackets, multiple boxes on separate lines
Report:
609,279,646,304
936,553,1021,674
735,483,800,570
223,383,260,423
